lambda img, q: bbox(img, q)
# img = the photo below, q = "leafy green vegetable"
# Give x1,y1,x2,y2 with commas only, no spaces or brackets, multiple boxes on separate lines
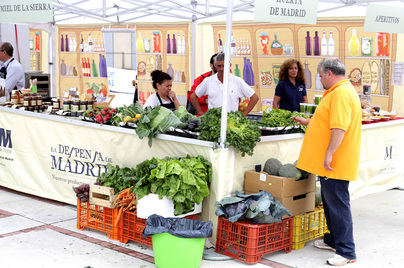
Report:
174,106,196,124
136,106,182,147
110,102,144,126
131,155,212,216
258,109,308,133
96,163,137,193
197,108,261,156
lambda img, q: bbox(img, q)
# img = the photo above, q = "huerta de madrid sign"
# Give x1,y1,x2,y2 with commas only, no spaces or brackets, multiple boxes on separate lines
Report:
255,0,318,24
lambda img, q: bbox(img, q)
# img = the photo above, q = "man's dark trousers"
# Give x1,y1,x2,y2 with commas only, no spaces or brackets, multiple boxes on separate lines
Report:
319,176,356,260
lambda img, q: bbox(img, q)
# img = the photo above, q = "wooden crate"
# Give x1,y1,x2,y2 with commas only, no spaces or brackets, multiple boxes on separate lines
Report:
89,185,117,208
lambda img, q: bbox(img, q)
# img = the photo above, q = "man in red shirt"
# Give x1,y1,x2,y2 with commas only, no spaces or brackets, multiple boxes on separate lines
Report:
187,53,217,115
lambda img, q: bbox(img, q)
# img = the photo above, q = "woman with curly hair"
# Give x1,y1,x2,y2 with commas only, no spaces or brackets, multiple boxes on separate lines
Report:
273,59,308,112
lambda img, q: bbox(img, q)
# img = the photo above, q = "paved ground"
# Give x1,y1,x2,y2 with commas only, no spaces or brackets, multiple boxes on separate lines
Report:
0,185,403,268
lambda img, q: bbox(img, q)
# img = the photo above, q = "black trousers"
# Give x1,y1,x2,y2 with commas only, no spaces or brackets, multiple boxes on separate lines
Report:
320,176,356,260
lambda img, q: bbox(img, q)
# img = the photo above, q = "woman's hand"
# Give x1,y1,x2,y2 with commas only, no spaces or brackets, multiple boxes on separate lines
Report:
168,90,177,100
293,116,310,126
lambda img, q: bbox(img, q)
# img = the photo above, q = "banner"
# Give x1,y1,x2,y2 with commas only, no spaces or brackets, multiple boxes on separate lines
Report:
364,4,404,33
0,0,53,23
107,67,137,107
254,0,318,25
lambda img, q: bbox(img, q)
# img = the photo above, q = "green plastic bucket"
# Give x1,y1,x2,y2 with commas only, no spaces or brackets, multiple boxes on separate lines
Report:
152,233,206,268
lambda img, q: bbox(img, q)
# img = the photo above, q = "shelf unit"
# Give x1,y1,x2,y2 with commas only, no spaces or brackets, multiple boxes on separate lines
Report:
135,24,190,104
213,20,397,111
58,27,108,99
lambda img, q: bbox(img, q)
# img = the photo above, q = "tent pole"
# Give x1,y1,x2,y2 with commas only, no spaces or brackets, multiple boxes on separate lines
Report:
191,15,197,82
219,0,233,149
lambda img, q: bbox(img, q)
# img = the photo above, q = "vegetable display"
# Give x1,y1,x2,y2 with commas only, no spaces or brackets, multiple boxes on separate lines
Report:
131,155,212,216
96,164,137,193
258,109,308,132
83,106,116,124
197,108,261,156
135,106,182,147
110,102,144,126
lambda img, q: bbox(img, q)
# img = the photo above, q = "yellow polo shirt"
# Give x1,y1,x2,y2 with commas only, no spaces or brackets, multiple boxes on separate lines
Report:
297,79,362,181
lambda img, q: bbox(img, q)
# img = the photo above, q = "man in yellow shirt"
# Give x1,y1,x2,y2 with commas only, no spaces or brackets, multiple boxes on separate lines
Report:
294,58,361,266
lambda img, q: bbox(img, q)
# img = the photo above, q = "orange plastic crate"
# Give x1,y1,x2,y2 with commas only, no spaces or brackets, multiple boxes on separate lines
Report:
76,199,121,240
118,210,198,246
215,217,292,264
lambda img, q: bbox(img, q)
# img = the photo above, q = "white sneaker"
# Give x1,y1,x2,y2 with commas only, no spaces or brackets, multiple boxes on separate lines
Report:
314,240,336,252
327,254,356,266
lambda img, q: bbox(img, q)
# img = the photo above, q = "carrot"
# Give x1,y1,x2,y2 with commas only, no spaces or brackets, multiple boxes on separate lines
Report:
114,207,124,226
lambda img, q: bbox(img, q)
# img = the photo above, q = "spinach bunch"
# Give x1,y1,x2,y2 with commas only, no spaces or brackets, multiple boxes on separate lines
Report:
96,163,137,193
258,109,307,130
131,155,212,216
197,108,261,156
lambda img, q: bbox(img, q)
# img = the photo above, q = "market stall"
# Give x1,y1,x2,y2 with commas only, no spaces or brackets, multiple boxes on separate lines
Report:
1,106,403,239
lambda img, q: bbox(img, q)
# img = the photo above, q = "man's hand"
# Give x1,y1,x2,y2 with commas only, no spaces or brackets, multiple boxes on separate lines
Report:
324,152,333,171
293,116,310,126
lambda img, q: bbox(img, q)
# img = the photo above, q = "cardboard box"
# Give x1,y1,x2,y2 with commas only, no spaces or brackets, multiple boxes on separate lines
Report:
244,170,316,215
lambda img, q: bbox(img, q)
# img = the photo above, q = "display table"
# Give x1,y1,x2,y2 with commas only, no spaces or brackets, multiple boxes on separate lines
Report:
1,107,403,240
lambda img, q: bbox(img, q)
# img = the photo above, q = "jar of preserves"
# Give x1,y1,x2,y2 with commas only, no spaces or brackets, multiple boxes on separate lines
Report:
23,95,31,107
72,99,80,111
52,98,60,110
11,92,19,105
80,101,87,111
87,100,94,110
63,100,71,111
37,95,42,106
31,94,37,107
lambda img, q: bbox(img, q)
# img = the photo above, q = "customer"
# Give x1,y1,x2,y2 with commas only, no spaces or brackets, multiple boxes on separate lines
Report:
190,53,258,116
273,59,308,112
0,42,25,101
294,57,361,266
187,53,217,115
143,70,181,111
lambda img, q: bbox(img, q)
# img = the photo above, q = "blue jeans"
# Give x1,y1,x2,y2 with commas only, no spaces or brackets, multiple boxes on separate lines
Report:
319,176,356,260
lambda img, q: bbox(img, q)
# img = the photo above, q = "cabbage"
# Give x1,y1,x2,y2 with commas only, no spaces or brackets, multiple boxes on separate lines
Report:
136,106,182,147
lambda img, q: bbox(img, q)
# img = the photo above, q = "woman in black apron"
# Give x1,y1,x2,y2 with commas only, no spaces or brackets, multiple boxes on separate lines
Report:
143,70,181,111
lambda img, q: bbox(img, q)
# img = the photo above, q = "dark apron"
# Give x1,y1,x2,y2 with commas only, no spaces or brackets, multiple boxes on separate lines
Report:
0,58,17,98
156,92,175,111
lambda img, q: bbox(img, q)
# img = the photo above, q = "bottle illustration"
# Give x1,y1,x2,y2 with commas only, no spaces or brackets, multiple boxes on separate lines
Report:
234,64,240,77
72,35,76,52
80,34,84,52
328,31,335,56
144,39,151,53
65,34,69,52
176,34,181,54
91,60,98,77
172,34,177,54
349,29,360,56
305,31,311,56
61,59,66,76
166,34,171,54
231,33,236,55
153,31,161,53
313,31,320,56
315,72,322,90
181,71,186,83
243,58,249,83
88,33,93,53
35,32,40,50
248,59,254,86
167,63,174,78
271,34,283,55
377,32,390,56
61,34,64,52
260,32,269,55
181,33,185,54
218,33,223,53
136,32,144,52
304,61,312,89
321,30,327,56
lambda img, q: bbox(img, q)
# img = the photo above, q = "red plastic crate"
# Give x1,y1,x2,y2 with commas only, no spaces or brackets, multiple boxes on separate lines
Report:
118,210,198,246
215,217,292,264
76,199,121,240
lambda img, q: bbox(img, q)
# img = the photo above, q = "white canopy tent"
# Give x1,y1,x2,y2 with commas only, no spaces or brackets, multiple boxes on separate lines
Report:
49,0,404,148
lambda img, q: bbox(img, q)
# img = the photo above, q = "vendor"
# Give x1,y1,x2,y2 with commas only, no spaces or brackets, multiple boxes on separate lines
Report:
0,42,25,101
190,53,258,116
273,59,308,112
143,70,181,111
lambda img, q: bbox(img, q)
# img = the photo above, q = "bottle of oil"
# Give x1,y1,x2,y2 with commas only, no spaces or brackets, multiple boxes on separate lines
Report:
349,29,360,56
